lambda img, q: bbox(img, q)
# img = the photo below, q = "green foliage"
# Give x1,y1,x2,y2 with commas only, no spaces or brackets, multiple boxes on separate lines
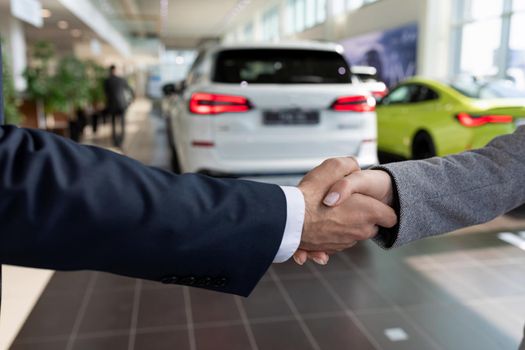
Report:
1,38,22,125
51,56,90,113
85,60,106,106
24,41,107,118
23,41,56,113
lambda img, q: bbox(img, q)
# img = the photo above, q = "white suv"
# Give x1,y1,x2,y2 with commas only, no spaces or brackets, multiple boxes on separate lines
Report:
166,42,378,176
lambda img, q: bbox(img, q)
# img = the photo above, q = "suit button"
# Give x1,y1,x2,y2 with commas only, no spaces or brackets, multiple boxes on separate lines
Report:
161,276,179,284
181,276,196,286
214,277,228,287
196,277,212,286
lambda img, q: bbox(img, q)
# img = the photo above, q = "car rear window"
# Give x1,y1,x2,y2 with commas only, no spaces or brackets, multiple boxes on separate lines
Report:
213,49,351,84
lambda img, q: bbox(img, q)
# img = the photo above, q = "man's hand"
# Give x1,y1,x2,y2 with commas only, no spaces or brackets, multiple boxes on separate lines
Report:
297,161,397,264
294,169,396,265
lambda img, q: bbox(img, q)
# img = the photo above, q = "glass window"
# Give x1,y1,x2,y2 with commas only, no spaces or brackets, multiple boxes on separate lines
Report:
294,0,305,32
332,0,346,16
262,7,280,41
383,85,412,105
460,18,502,76
513,0,525,12
243,23,253,42
285,0,295,34
464,0,503,20
507,12,525,90
305,0,316,27
413,85,439,102
346,0,364,11
316,0,327,23
213,49,352,84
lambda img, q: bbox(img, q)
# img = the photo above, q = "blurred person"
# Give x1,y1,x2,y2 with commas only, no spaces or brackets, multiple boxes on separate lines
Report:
0,125,396,302
103,65,135,147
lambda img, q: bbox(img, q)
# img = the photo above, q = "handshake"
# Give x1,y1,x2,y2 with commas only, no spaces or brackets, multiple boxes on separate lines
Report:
295,157,397,265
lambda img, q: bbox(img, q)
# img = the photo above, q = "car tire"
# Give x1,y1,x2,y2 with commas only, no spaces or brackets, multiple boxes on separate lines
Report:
412,131,436,160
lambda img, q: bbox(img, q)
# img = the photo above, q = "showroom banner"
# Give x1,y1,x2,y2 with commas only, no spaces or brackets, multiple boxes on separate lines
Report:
340,23,418,88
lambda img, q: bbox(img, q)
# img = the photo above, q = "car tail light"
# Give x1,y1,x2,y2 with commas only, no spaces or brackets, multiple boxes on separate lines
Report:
456,112,513,127
372,90,388,99
331,95,376,112
189,93,252,115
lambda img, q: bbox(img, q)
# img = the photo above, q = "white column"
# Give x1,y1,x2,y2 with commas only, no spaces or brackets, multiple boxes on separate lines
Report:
0,13,28,92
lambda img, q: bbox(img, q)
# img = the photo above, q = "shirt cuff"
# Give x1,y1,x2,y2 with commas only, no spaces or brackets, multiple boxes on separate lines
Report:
273,186,305,263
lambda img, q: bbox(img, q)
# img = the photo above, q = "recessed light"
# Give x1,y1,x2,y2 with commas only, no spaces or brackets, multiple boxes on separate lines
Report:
58,21,69,30
41,9,52,18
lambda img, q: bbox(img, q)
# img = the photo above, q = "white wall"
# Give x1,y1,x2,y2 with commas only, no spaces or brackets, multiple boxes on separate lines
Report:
223,0,454,79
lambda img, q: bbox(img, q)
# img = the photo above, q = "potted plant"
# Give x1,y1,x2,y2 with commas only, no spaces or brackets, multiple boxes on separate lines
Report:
51,55,90,141
23,41,56,128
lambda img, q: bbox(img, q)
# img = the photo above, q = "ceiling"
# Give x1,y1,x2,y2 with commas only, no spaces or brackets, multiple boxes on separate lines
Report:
93,0,267,48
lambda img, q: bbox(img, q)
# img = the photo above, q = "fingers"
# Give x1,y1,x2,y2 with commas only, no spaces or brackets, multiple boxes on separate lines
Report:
293,250,308,265
302,157,360,186
323,171,371,206
323,170,394,207
363,196,398,229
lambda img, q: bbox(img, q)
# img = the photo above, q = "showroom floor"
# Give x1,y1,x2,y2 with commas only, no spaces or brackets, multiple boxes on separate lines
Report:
8,101,525,350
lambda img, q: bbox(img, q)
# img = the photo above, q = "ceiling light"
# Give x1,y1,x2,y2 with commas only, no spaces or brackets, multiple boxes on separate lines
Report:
58,21,69,30
71,29,82,38
175,56,185,64
41,9,52,18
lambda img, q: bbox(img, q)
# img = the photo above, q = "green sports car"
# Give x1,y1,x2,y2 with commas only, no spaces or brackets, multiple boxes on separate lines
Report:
377,77,525,161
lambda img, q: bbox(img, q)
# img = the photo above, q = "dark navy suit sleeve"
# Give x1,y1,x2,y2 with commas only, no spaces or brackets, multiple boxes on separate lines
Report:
0,126,288,296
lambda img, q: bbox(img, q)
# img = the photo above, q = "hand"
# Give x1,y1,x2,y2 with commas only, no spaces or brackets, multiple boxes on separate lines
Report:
297,162,397,264
294,169,395,265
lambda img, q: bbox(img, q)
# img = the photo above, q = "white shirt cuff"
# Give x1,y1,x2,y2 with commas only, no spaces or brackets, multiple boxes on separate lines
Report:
273,186,305,263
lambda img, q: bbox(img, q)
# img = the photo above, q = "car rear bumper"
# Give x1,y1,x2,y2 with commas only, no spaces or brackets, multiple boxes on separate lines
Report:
181,141,378,175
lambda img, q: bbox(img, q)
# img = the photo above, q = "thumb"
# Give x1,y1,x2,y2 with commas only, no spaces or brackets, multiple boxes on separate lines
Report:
323,171,376,207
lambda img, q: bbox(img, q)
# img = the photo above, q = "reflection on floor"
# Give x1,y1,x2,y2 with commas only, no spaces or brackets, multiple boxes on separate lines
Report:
8,101,525,350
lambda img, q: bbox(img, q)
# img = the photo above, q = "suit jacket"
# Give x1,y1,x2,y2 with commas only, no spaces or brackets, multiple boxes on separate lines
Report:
374,126,525,248
104,75,134,114
0,126,287,297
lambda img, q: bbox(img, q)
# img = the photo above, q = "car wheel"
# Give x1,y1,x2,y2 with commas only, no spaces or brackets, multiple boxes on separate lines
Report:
412,132,436,160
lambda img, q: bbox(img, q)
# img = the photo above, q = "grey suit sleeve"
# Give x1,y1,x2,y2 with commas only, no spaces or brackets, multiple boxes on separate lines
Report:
374,126,525,248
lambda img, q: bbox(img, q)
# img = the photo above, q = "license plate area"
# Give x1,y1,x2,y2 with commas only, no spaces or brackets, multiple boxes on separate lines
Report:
263,109,320,126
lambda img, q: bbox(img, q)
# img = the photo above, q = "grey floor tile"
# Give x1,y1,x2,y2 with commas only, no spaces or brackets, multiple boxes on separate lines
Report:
324,272,391,311
190,288,241,324
43,271,94,296
78,289,135,334
271,260,316,278
72,334,129,350
134,329,190,350
405,303,517,350
10,339,68,350
137,287,187,328
92,272,137,292
355,308,440,350
305,315,376,350
281,277,342,314
14,293,84,339
194,325,253,350
487,264,525,288
365,267,443,307
450,266,524,298
242,280,293,319
251,321,315,350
